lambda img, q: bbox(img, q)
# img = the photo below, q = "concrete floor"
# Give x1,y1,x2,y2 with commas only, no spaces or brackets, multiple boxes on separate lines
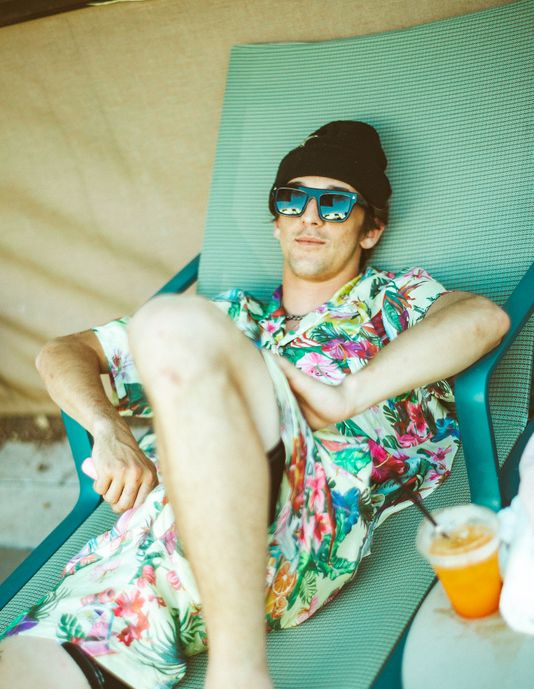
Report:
0,547,32,584
0,438,78,585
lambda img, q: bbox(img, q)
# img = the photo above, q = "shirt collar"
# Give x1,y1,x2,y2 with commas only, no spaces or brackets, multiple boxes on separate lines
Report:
260,268,372,345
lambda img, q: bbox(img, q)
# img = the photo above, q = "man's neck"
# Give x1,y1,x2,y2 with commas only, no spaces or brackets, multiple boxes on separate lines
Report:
281,267,361,316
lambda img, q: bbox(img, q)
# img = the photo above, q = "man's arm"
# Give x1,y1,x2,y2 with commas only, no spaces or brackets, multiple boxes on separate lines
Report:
347,291,510,416
36,331,118,434
274,292,510,430
36,332,158,511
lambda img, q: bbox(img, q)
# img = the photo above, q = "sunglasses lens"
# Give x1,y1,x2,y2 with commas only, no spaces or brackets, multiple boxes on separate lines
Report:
275,188,307,216
319,193,352,221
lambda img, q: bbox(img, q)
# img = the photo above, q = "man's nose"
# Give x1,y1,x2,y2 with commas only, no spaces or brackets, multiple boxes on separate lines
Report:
301,197,323,225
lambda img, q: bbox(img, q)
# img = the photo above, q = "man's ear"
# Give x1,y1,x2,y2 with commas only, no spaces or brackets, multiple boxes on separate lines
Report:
273,223,281,240
359,220,385,249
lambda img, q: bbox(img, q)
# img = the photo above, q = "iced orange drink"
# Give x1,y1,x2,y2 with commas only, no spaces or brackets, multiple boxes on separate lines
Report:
416,504,502,619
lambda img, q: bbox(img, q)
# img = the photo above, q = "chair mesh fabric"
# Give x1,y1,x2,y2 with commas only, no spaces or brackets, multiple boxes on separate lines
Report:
2,1,533,687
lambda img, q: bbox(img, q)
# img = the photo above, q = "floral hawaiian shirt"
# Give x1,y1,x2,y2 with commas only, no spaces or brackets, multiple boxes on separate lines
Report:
4,266,460,689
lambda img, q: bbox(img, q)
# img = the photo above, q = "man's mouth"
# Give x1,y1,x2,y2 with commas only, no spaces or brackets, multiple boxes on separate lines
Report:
295,236,325,246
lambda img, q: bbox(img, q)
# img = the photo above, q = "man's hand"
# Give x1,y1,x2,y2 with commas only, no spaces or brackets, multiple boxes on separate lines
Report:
91,418,159,513
272,355,354,430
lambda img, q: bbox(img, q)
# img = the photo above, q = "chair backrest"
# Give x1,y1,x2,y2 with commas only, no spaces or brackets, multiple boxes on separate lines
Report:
199,0,534,465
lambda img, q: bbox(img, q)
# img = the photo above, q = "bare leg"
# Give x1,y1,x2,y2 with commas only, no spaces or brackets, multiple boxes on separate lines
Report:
0,637,90,689
129,295,281,689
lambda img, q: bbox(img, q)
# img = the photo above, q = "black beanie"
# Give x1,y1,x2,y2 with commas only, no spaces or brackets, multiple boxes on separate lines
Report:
272,121,391,209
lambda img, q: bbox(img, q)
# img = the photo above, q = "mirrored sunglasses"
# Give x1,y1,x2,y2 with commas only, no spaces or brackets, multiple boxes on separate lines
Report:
273,185,367,223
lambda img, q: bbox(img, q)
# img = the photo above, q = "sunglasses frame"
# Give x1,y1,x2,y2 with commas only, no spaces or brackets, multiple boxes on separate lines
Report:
272,184,368,223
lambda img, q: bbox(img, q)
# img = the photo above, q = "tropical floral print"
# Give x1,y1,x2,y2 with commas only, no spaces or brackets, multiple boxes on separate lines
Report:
3,266,460,689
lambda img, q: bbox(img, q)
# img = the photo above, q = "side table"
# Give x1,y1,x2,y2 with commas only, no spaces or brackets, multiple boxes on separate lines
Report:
402,581,534,689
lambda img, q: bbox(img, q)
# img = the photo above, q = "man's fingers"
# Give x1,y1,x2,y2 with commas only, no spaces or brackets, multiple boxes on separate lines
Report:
103,478,125,508
132,476,157,510
93,474,112,496
115,466,158,512
274,356,309,389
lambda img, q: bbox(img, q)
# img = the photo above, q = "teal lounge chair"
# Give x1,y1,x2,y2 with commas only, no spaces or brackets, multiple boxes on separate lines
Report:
1,2,533,686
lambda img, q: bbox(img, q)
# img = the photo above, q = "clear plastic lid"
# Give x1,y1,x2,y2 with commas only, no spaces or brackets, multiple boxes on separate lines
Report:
416,503,500,568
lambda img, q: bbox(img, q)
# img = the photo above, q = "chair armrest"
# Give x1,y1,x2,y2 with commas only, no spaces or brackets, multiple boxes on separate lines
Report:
155,253,200,296
455,261,534,511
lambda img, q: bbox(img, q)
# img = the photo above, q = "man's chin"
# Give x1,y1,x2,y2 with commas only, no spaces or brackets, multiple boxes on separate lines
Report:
287,260,332,282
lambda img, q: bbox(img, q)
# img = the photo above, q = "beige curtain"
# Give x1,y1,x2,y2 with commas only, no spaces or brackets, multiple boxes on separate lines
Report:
0,0,513,414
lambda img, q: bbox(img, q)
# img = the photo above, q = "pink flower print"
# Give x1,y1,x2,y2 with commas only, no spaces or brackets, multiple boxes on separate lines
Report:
320,438,352,453
369,439,407,483
323,338,360,360
297,352,340,381
80,640,112,657
95,588,115,604
295,594,321,624
368,438,388,463
117,611,148,647
116,508,137,534
351,339,379,360
93,556,122,580
147,594,167,608
430,445,452,465
425,468,442,483
161,526,177,555
312,513,333,549
114,590,145,620
110,350,133,380
263,320,278,334
324,338,377,361
87,611,113,641
397,433,423,448
406,402,429,437
301,511,333,550
166,570,183,591
63,553,98,575
140,565,156,585
137,565,156,588
306,468,327,513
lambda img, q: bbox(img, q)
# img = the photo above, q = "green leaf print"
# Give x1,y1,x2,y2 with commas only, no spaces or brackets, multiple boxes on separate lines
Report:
227,301,241,321
124,383,150,414
383,296,403,335
134,626,185,675
29,587,69,621
331,554,359,577
383,405,399,427
180,606,206,649
58,613,86,641
382,434,400,450
369,276,390,299
309,321,340,343
358,488,374,525
336,418,366,437
284,347,321,366
299,570,318,605
329,446,369,474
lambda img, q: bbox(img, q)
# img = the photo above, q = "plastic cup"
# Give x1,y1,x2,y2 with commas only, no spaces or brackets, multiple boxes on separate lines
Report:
416,503,502,619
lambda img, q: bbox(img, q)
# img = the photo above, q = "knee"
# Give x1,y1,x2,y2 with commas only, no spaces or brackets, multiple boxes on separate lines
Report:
128,294,233,378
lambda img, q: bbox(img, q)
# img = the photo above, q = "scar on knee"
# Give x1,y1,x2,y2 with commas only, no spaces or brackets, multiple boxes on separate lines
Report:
157,368,182,384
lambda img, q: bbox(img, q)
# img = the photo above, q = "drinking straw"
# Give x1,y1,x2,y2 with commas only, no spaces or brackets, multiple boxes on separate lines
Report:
395,479,450,538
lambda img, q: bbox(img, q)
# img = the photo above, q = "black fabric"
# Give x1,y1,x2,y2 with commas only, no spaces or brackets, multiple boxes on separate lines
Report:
267,438,285,524
271,120,391,209
62,642,130,689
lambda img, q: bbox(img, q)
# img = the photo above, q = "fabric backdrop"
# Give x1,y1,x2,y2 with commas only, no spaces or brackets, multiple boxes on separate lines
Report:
0,0,516,413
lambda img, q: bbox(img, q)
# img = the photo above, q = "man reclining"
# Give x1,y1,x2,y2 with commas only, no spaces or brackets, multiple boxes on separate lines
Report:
0,121,509,689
